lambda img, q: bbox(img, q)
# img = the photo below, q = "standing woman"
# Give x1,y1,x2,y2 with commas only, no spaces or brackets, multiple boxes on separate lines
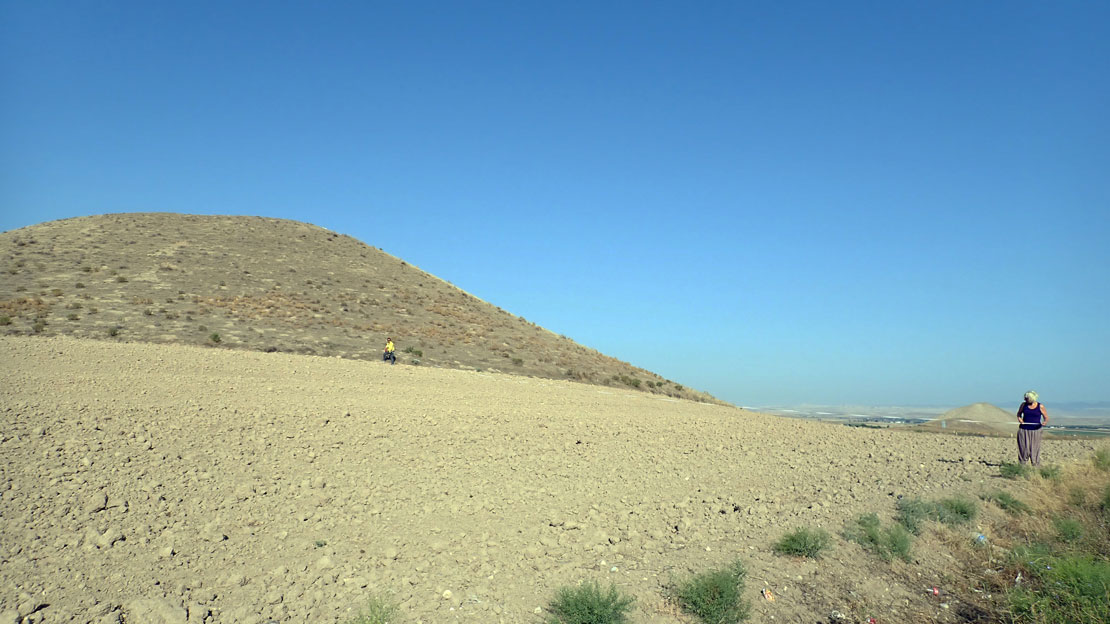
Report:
1016,390,1048,466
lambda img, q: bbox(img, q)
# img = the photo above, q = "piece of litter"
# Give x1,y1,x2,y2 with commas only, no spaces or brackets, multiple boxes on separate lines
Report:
761,588,775,602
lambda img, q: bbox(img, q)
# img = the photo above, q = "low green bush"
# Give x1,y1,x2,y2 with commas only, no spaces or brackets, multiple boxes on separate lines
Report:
546,581,635,624
845,513,912,562
1054,517,1084,543
341,595,399,624
1039,465,1062,480
1067,486,1087,508
937,497,978,525
1094,448,1110,472
986,490,1031,515
676,559,750,623
773,527,832,559
895,499,935,535
1001,462,1032,479
1009,549,1110,623
896,497,977,535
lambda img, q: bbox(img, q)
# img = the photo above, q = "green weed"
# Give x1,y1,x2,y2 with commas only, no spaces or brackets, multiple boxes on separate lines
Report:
675,559,750,623
209,333,221,344
845,514,912,562
773,527,832,559
896,497,977,535
1001,462,1032,479
986,490,1031,515
1054,517,1084,543
546,581,635,624
1009,548,1110,623
341,595,399,624
1093,448,1110,472
1068,486,1088,507
1039,465,1062,480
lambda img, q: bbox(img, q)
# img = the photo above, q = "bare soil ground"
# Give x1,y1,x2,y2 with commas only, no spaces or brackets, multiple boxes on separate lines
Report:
2,336,1099,624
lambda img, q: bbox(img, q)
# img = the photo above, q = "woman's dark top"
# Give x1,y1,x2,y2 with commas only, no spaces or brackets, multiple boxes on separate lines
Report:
1020,404,1044,430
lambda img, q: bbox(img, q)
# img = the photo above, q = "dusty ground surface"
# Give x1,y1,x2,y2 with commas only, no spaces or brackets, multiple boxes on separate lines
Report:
1,336,1100,624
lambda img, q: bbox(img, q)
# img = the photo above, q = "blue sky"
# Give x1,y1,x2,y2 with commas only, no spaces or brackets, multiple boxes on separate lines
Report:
2,1,1108,407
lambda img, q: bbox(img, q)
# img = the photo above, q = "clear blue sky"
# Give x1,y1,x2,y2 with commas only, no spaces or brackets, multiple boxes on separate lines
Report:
2,1,1107,407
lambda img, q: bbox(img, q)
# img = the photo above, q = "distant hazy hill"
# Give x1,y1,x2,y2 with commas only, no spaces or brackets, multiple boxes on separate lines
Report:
1,213,723,404
922,402,1016,436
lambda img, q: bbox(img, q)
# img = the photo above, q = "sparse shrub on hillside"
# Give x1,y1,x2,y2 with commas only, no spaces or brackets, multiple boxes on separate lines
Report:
1001,462,1031,479
76,282,85,288
545,581,634,624
1008,545,1110,623
108,326,120,337
403,346,423,357
611,375,641,388
774,527,832,559
50,288,63,297
1094,448,1110,472
0,316,10,326
845,513,912,562
1067,486,1088,507
115,275,127,283
938,497,977,525
984,490,1030,515
898,497,977,535
512,357,523,366
675,559,750,623
1054,517,1084,543
66,313,79,321
341,594,399,624
1039,464,1062,480
208,333,221,344
32,320,46,333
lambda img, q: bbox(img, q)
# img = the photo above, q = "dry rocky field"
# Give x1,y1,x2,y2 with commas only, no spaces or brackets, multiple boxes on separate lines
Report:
2,335,1101,624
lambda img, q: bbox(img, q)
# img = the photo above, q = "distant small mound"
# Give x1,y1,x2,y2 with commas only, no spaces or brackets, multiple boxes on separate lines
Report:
922,402,1016,436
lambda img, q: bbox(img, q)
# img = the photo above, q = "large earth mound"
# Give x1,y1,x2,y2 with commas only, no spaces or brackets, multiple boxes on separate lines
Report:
1,335,1100,623
921,403,1017,436
0,213,719,404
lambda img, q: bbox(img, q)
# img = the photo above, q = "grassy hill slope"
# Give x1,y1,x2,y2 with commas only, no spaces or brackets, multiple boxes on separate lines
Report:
1,213,722,404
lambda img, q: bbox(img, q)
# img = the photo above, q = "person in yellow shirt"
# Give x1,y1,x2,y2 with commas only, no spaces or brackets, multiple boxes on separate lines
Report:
383,337,396,365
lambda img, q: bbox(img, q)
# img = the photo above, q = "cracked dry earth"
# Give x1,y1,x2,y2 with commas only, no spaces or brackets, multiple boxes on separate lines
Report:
1,336,1098,624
